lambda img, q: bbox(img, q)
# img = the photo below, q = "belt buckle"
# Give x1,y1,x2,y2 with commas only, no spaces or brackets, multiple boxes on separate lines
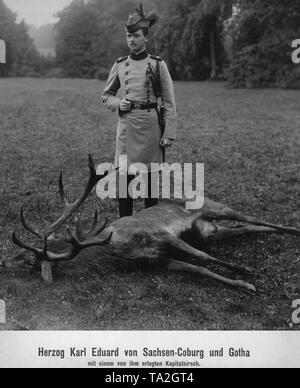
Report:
133,103,141,109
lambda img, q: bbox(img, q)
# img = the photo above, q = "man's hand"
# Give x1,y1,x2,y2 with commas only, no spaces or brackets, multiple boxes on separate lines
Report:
119,98,131,112
160,138,175,148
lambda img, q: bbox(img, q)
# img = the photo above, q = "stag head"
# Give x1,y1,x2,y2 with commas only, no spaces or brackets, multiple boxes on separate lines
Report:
10,155,114,284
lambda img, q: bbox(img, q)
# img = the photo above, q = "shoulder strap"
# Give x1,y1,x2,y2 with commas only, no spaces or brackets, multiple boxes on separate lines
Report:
147,56,163,100
116,56,128,64
156,59,163,101
150,54,163,62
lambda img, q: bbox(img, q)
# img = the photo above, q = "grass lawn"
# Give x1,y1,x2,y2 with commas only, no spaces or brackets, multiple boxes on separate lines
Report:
0,78,299,330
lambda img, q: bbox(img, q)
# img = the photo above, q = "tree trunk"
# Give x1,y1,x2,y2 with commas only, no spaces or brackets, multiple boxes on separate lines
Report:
209,26,217,79
223,0,233,19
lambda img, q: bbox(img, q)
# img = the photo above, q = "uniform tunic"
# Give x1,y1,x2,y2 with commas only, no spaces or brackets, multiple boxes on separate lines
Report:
102,53,177,173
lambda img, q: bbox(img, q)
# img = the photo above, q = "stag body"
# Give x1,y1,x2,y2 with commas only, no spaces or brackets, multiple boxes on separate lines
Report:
11,156,300,293
109,203,194,246
105,199,296,292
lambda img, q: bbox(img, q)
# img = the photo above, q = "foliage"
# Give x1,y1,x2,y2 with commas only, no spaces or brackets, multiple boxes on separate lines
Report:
56,0,100,78
54,0,232,80
1,0,299,86
227,0,300,88
0,0,41,77
153,0,232,80
55,0,158,78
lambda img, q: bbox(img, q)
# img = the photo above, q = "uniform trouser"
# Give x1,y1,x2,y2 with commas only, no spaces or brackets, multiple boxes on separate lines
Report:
119,172,159,218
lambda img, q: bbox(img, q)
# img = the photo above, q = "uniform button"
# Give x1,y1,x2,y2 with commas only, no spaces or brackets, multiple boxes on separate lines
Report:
125,71,129,75
125,80,129,84
126,62,130,66
125,90,129,94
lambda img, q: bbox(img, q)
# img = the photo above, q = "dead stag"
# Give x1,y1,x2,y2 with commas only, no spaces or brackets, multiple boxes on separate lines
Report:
8,155,300,293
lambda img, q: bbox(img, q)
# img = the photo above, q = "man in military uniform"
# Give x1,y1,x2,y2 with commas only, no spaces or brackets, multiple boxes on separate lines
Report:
102,4,177,218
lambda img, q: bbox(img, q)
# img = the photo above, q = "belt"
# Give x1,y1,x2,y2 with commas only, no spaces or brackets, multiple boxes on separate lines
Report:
130,102,158,110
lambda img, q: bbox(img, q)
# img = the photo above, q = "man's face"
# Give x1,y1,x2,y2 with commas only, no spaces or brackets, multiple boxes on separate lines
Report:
126,29,147,53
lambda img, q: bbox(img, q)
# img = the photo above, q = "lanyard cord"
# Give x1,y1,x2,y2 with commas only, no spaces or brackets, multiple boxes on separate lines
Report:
146,63,152,111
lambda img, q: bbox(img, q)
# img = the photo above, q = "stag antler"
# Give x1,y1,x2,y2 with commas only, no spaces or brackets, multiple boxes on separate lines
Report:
12,155,115,283
13,214,112,283
12,214,111,263
17,154,111,238
47,154,109,238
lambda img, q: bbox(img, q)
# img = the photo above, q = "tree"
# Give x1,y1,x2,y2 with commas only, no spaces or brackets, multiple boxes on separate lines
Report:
227,0,300,87
0,0,17,76
198,0,233,79
153,0,232,80
55,0,100,78
11,20,41,76
54,0,235,81
55,0,158,78
0,0,40,77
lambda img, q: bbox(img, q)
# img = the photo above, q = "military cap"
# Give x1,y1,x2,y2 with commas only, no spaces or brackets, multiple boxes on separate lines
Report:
125,3,160,33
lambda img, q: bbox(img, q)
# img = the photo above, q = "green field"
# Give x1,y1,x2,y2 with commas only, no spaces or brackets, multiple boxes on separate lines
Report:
0,78,299,330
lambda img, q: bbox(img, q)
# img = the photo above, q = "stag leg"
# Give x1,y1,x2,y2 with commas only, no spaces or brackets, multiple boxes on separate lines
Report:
212,224,282,241
168,236,252,275
167,260,256,293
199,200,300,237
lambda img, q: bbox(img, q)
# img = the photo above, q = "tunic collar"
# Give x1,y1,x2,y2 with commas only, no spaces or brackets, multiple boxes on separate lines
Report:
130,50,148,61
